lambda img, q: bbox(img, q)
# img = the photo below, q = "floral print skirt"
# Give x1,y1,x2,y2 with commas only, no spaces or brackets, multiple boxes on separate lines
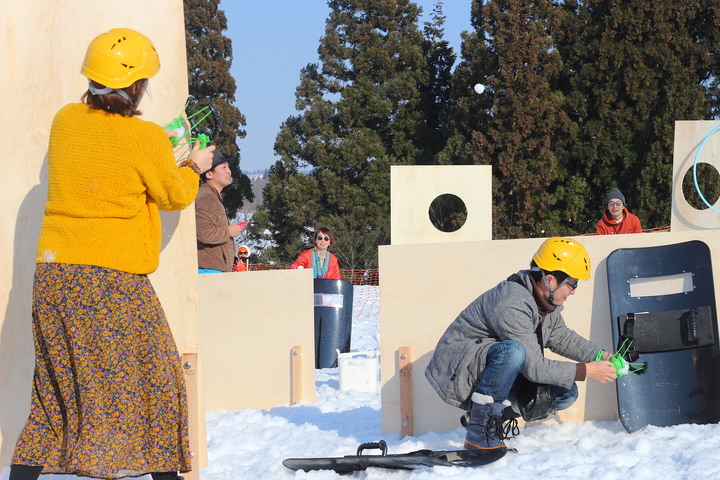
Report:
12,263,190,479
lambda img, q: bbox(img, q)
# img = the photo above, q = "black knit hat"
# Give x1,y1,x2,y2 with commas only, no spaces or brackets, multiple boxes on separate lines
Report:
605,187,626,206
210,150,229,169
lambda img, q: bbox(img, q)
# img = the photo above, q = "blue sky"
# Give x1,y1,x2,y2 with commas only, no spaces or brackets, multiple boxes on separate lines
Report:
220,0,473,173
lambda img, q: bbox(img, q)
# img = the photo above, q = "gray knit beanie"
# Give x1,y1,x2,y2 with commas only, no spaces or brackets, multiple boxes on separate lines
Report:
605,188,626,206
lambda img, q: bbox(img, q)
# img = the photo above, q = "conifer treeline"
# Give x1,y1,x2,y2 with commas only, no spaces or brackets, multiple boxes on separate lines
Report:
190,0,720,269
184,0,254,215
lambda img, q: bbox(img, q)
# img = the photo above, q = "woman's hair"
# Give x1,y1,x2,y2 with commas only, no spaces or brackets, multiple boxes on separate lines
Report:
529,260,569,284
313,227,335,247
81,79,147,117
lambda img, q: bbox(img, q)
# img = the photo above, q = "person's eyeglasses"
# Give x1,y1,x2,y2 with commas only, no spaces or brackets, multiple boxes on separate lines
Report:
238,251,248,255
608,201,623,207
317,236,330,241
567,281,579,291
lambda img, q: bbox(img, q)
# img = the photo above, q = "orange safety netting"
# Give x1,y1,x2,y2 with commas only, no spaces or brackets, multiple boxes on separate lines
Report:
580,225,670,236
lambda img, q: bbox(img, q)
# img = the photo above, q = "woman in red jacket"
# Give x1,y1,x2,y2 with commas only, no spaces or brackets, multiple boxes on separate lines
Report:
291,227,340,279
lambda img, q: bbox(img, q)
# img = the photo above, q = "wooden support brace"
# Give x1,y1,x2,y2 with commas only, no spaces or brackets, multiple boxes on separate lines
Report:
182,353,199,480
398,346,413,438
291,346,303,405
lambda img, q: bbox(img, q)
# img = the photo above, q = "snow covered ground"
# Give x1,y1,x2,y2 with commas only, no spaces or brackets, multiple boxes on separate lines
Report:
4,285,720,479
200,285,720,480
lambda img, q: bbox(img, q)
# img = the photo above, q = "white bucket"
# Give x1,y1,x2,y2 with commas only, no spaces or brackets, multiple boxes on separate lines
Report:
337,350,380,392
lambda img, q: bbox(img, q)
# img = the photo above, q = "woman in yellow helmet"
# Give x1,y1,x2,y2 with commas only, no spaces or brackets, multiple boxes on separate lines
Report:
8,29,214,480
425,237,617,453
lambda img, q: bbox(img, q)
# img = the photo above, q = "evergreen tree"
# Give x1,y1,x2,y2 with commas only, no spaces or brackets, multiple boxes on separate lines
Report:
566,0,719,230
437,2,495,168
417,2,456,164
446,0,575,238
446,0,720,236
253,0,428,268
184,0,253,216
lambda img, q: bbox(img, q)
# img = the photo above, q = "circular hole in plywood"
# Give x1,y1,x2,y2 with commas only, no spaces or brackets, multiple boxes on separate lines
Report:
682,163,720,210
428,193,468,232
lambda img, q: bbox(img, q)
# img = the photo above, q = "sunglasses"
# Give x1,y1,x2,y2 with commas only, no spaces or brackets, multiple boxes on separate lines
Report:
608,201,623,207
567,281,579,291
317,236,330,241
238,251,248,255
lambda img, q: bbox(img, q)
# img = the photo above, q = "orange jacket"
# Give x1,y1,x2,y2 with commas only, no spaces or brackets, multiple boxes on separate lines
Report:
291,249,340,279
232,258,249,272
596,208,642,235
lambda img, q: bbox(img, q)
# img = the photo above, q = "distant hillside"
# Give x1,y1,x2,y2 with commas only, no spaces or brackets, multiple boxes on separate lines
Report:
239,172,268,213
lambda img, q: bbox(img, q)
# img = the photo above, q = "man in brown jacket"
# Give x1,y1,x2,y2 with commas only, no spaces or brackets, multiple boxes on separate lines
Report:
195,151,244,272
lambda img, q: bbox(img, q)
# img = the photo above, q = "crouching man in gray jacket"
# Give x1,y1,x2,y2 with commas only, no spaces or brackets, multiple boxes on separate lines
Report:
425,237,617,452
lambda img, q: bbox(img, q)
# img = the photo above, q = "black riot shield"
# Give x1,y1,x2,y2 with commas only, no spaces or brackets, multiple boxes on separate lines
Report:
313,279,354,368
606,240,720,432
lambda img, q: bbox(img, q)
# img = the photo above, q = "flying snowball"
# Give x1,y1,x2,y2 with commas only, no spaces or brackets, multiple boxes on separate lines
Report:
473,83,485,94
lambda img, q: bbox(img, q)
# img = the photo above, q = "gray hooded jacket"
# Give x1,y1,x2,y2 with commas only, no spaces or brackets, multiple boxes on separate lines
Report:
424,270,601,409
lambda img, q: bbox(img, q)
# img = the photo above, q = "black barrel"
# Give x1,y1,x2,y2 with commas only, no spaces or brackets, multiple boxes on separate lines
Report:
314,278,354,368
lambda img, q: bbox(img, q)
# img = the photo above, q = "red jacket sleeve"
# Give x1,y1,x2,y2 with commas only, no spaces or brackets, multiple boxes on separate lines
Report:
291,249,313,270
624,212,642,233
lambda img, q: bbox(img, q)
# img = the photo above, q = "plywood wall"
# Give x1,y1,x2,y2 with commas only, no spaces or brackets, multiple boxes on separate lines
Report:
379,230,720,435
199,269,316,411
672,120,720,230
391,165,492,245
0,0,199,467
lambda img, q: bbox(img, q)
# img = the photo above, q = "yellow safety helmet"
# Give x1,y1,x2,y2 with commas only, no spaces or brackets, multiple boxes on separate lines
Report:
532,237,591,280
81,28,160,89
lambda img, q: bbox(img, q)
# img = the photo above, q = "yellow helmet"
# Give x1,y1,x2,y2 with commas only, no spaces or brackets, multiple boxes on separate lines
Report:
81,28,160,89
532,237,591,280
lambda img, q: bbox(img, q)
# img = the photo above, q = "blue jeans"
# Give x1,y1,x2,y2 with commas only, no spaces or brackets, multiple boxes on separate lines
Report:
198,268,222,274
476,340,578,410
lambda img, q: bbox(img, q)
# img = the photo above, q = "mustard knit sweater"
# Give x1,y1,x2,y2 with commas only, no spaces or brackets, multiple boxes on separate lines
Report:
36,103,199,274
